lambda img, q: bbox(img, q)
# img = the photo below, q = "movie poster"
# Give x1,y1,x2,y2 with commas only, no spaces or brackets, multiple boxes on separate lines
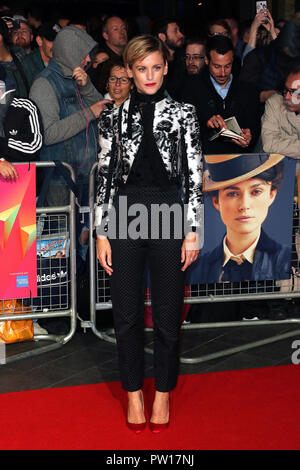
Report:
189,154,295,284
0,164,37,299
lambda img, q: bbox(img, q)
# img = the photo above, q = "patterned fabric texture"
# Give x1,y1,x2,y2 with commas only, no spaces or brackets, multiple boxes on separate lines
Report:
95,97,204,244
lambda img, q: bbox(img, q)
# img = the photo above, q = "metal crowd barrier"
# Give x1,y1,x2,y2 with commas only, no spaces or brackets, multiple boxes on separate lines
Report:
88,162,300,364
0,161,77,364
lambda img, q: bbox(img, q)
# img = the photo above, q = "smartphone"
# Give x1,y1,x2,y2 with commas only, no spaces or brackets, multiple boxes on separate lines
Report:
256,1,268,24
256,1,267,14
1,16,20,30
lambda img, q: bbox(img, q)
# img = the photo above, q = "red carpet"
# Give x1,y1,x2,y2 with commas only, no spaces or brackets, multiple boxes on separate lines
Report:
1,364,299,450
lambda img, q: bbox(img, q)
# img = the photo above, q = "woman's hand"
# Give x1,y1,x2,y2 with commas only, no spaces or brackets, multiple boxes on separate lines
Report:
0,160,18,181
97,235,113,276
262,9,277,40
181,232,200,272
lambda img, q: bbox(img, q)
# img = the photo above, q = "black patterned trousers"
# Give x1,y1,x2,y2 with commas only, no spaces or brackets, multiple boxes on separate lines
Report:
109,185,186,392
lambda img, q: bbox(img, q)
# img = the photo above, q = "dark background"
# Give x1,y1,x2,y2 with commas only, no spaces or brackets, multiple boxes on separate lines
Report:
0,0,296,26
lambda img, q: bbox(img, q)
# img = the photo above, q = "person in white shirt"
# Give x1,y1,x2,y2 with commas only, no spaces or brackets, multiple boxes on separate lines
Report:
103,58,133,106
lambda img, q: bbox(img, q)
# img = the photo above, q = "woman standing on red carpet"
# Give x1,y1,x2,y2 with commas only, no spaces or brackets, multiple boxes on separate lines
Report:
95,34,203,433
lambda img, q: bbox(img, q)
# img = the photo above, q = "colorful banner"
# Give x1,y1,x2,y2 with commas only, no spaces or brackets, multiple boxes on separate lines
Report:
0,164,37,299
189,156,295,284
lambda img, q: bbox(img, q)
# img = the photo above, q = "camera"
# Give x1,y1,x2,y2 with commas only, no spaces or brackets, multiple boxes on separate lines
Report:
1,16,21,31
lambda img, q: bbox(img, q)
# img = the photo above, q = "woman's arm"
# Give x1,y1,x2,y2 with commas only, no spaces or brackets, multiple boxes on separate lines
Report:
181,104,204,242
180,104,204,270
95,110,116,274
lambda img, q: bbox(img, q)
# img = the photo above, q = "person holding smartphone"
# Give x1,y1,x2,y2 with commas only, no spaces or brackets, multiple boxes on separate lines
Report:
242,5,278,62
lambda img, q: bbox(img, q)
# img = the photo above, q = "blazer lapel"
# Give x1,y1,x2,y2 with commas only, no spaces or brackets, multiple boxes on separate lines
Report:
153,99,178,166
121,100,143,168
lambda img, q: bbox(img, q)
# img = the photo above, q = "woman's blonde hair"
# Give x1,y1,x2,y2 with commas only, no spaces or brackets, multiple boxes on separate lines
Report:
123,34,170,68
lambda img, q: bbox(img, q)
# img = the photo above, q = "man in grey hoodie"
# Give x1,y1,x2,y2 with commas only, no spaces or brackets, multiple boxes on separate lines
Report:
30,26,111,262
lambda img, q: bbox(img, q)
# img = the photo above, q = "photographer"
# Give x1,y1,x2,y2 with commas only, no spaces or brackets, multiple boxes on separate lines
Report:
10,18,33,55
0,17,30,97
239,9,293,110
242,8,277,62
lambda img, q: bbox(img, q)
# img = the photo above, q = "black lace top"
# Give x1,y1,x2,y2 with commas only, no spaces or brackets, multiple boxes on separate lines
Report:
126,86,172,187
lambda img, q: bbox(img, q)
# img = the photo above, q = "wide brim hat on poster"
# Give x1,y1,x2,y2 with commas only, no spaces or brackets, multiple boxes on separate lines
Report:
203,153,285,192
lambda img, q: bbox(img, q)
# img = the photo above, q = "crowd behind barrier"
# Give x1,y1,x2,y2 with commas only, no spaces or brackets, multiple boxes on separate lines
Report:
2,2,300,360
0,161,77,363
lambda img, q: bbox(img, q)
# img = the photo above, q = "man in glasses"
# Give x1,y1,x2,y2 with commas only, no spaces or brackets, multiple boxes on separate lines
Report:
182,35,260,155
185,38,206,76
262,63,300,161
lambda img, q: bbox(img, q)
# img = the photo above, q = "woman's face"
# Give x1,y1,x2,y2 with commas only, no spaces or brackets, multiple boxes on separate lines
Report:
212,177,277,237
107,66,132,105
126,51,168,95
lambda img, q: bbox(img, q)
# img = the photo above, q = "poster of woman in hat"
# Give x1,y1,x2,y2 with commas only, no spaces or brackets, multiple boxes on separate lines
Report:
190,153,295,283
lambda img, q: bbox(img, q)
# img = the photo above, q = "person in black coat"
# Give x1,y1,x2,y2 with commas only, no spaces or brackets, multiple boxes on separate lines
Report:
0,63,42,184
182,35,260,155
197,153,291,283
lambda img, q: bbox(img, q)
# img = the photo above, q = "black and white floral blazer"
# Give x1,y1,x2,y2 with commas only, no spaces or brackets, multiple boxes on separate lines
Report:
95,96,204,239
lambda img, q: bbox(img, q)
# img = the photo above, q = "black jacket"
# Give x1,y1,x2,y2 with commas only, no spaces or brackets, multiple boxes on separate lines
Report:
181,67,260,154
0,97,43,162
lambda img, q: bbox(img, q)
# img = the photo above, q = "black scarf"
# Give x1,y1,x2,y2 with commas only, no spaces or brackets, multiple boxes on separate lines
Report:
126,85,170,187
127,85,165,138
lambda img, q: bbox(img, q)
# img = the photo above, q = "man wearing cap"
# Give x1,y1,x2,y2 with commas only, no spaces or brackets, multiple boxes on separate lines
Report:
10,18,33,54
197,153,290,283
0,17,29,97
22,22,61,87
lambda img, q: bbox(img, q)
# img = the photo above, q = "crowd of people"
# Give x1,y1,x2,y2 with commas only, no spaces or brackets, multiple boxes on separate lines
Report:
0,6,299,311
2,1,300,431
0,4,299,180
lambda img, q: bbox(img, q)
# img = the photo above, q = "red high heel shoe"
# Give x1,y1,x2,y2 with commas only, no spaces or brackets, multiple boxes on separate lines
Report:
126,391,146,434
149,399,169,433
126,421,146,434
149,421,169,433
